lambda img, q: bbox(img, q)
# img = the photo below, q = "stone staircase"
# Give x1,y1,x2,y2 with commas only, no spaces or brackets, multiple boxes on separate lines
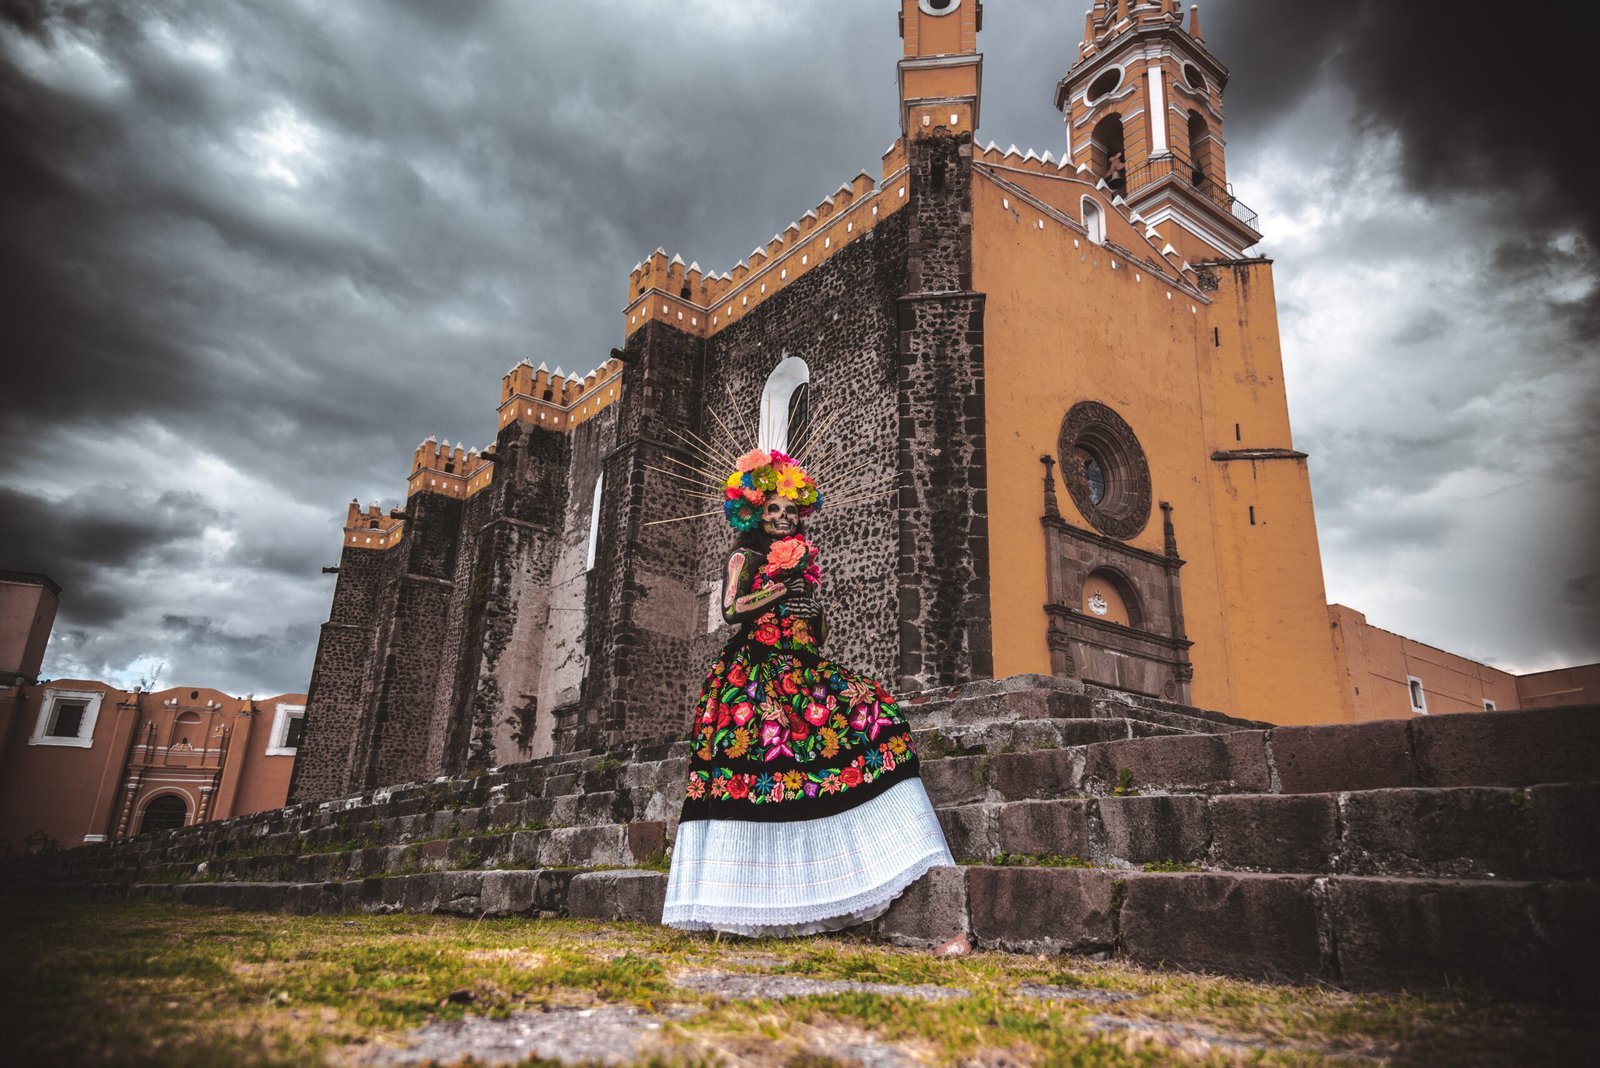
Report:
4,676,1595,1003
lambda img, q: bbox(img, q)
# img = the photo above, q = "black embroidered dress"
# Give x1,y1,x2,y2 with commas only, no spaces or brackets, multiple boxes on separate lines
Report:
662,544,953,936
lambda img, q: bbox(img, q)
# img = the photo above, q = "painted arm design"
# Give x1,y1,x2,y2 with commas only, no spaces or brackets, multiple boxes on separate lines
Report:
722,550,786,625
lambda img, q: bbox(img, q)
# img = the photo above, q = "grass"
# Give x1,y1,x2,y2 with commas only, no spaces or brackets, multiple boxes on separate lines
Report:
4,895,1595,1066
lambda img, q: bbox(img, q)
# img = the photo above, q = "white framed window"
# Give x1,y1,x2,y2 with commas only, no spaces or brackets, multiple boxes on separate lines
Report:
1082,196,1106,245
585,472,604,572
30,688,104,748
758,356,810,454
1407,676,1428,715
265,702,306,756
1483,699,1497,712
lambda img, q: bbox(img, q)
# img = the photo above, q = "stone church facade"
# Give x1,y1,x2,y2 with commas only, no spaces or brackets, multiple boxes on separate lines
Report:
290,1,1349,804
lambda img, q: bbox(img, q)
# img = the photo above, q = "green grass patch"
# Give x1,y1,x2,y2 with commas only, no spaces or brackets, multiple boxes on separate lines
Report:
3,894,1595,1066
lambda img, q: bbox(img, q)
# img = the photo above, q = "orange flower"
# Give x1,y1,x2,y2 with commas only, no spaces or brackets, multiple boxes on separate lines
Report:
765,536,807,573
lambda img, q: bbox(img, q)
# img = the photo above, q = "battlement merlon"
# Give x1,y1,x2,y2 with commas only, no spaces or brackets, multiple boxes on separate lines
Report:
623,148,910,341
343,500,405,551
498,355,624,435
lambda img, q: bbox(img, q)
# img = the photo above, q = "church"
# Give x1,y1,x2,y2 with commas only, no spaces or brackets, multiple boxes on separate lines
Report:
291,0,1369,803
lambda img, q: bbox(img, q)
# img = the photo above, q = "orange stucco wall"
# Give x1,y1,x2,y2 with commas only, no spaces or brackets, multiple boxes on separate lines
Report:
1327,604,1523,719
972,167,1346,723
0,682,304,854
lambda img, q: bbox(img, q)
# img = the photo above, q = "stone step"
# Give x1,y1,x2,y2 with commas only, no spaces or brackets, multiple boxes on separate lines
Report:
65,860,1596,1001
880,865,1595,1001
935,783,1600,879
99,821,672,889
98,866,671,923
912,716,1186,759
900,675,1262,735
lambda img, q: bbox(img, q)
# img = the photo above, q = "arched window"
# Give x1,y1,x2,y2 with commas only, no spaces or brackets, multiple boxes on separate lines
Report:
758,356,810,454
138,794,188,835
585,472,603,572
1186,110,1212,191
1091,113,1126,193
1081,196,1105,245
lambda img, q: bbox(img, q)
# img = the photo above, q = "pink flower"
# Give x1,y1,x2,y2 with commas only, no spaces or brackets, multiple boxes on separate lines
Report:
804,701,831,727
742,486,766,505
736,449,770,472
768,449,794,466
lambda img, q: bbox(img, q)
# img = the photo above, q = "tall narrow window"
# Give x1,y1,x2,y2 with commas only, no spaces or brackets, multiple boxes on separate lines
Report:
758,356,810,454
1408,676,1428,715
1081,197,1105,245
585,472,604,571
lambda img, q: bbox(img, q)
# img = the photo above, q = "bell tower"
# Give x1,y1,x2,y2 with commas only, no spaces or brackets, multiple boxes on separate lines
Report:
898,0,983,139
1056,1,1260,261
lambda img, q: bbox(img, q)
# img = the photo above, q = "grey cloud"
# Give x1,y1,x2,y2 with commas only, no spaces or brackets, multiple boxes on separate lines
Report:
0,485,220,626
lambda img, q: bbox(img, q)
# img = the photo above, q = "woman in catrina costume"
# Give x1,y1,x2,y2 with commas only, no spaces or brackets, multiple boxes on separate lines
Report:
661,447,959,939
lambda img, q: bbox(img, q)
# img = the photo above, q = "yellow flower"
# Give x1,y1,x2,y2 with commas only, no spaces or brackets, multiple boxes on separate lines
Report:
727,728,751,758
781,770,803,791
774,466,802,497
726,471,744,490
820,727,840,758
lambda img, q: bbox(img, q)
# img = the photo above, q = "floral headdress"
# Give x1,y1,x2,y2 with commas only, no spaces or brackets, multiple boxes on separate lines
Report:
722,448,822,533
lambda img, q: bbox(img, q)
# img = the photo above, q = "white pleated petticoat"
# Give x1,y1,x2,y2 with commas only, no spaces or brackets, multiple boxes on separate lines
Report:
661,776,954,937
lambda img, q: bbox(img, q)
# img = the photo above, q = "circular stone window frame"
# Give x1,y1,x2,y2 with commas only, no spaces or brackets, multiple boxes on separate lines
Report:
1086,66,1124,105
918,0,961,15
1058,401,1152,540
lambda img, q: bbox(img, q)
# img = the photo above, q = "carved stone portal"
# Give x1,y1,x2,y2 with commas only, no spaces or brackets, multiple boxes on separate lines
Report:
1041,458,1193,702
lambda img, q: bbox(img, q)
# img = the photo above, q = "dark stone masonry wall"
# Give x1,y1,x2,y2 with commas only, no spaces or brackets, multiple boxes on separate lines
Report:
691,209,911,690
894,133,992,688
296,131,997,794
578,320,709,752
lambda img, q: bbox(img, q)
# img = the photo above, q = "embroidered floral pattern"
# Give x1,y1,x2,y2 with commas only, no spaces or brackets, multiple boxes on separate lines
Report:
686,606,919,810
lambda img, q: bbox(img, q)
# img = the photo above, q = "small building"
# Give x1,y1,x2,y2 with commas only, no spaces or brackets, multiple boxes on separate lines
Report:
1329,604,1599,719
0,572,305,854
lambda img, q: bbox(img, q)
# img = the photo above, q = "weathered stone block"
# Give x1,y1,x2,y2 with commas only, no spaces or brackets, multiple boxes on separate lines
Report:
936,804,999,861
1530,783,1600,876
1097,795,1209,865
988,748,1081,801
1084,732,1270,794
624,821,668,863
920,755,990,806
1270,719,1417,794
996,799,1092,859
966,866,1116,953
879,866,969,947
476,870,539,916
565,871,668,922
1340,788,1533,878
1328,876,1544,997
1536,880,1600,1006
1119,872,1324,981
1209,794,1337,872
1413,708,1600,788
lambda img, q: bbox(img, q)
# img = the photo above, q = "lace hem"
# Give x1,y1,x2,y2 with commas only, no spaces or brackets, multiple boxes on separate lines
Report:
661,777,954,937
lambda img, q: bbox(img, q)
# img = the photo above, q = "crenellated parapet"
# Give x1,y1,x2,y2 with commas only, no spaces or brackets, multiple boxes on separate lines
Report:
622,141,912,340
342,500,405,551
407,437,493,501
497,356,624,434
973,140,1205,290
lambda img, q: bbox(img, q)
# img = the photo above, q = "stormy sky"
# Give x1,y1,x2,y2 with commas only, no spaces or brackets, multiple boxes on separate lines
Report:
1,0,1595,696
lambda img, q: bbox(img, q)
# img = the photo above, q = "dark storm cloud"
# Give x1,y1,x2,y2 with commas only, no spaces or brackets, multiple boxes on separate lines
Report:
0,485,219,625
0,0,1594,689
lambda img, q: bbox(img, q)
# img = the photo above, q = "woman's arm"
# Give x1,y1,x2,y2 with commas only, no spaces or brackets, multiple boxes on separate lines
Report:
722,549,786,625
